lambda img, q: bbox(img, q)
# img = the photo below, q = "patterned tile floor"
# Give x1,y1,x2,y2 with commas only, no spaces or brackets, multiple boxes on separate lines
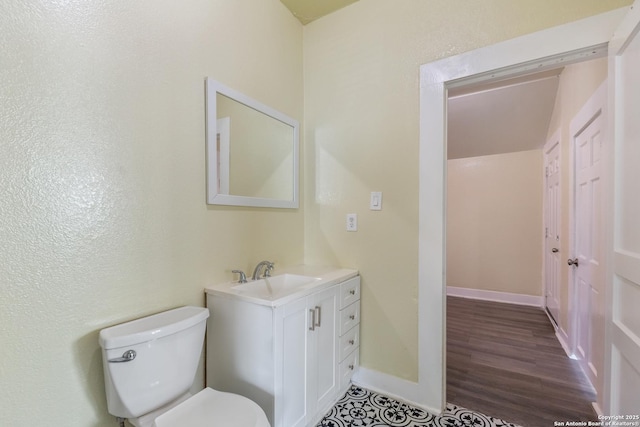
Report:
317,386,520,427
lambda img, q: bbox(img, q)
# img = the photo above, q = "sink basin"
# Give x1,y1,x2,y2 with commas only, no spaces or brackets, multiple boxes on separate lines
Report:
232,274,321,300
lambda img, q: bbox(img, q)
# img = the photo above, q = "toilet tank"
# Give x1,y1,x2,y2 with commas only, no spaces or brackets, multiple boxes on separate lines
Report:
99,306,210,419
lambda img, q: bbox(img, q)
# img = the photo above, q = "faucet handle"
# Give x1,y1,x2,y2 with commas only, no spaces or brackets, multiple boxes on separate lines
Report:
232,270,247,283
264,262,275,277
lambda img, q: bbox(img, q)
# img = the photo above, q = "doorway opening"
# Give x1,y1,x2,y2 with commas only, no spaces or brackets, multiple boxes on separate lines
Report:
444,58,607,423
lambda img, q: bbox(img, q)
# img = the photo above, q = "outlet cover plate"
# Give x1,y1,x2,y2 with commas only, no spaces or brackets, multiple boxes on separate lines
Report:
346,213,357,231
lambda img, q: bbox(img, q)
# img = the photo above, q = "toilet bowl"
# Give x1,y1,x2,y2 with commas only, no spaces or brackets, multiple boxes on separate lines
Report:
99,306,270,427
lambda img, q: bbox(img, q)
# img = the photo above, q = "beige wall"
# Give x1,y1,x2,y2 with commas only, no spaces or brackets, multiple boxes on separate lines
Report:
447,151,543,296
0,0,302,425
303,0,629,382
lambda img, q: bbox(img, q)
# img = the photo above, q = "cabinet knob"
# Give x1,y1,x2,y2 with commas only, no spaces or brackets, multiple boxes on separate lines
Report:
348,364,354,370
349,290,356,295
348,339,354,345
349,314,355,320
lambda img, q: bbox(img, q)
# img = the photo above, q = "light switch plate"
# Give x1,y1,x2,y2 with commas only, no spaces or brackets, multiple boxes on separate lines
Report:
346,213,358,231
370,192,382,210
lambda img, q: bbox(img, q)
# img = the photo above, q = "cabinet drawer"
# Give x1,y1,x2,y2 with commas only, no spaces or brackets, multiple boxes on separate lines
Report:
339,303,360,336
339,349,359,390
340,277,360,309
339,326,359,361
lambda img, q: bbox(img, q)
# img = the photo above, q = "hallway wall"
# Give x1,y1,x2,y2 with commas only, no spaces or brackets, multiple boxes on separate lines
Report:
447,150,543,299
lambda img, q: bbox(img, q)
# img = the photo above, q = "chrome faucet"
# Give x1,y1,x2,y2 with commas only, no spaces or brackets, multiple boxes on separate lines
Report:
252,260,274,280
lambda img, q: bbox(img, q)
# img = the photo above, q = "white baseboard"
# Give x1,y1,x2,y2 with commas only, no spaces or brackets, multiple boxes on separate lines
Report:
352,367,442,416
592,401,603,417
446,286,543,307
556,327,575,359
542,309,576,361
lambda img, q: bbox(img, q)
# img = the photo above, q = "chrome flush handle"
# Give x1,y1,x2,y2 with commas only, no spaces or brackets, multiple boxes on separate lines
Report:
108,350,137,363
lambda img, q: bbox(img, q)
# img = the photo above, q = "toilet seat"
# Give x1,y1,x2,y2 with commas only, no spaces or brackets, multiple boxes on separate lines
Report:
152,387,270,427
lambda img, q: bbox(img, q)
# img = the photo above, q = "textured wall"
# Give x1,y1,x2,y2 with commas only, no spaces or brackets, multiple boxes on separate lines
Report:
303,0,630,382
447,151,544,296
0,0,303,425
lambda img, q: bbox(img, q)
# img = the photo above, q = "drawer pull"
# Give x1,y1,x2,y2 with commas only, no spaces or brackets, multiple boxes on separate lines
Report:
349,314,355,320
309,309,316,331
349,290,356,295
348,339,354,345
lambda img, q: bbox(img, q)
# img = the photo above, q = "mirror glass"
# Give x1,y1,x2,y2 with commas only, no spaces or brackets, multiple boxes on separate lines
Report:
206,78,299,208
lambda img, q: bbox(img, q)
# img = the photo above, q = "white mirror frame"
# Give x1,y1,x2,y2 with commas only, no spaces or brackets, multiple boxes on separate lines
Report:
205,77,299,208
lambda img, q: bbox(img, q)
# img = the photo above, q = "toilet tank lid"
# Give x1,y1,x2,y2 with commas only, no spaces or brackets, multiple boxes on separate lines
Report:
99,306,209,350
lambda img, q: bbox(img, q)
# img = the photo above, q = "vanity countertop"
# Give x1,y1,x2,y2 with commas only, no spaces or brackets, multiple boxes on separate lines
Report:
204,265,358,307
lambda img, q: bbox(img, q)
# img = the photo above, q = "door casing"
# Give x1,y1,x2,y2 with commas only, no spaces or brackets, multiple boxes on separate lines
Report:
415,7,628,414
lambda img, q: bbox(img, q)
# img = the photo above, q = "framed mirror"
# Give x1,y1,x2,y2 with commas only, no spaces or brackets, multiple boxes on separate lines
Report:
205,78,299,208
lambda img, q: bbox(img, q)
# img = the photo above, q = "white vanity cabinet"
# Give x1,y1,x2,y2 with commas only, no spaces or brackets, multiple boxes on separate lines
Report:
206,273,359,427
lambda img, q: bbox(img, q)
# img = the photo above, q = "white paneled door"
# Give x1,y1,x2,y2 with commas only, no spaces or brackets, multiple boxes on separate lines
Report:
544,132,561,325
607,1,640,415
571,86,606,392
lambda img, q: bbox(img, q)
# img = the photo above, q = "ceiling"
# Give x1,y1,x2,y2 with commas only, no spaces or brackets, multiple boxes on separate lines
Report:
447,69,563,160
280,0,359,24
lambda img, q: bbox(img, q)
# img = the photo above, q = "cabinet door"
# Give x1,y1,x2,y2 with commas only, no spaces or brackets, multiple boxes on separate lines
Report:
276,297,309,427
307,285,339,418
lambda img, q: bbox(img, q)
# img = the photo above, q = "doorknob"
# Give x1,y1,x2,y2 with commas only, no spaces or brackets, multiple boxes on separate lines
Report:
567,258,579,267
552,248,559,253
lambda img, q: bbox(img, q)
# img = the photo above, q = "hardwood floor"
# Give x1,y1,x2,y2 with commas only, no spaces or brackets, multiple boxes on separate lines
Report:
446,296,597,427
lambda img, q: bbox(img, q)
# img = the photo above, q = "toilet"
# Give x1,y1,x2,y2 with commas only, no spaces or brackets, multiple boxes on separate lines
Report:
99,306,270,427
